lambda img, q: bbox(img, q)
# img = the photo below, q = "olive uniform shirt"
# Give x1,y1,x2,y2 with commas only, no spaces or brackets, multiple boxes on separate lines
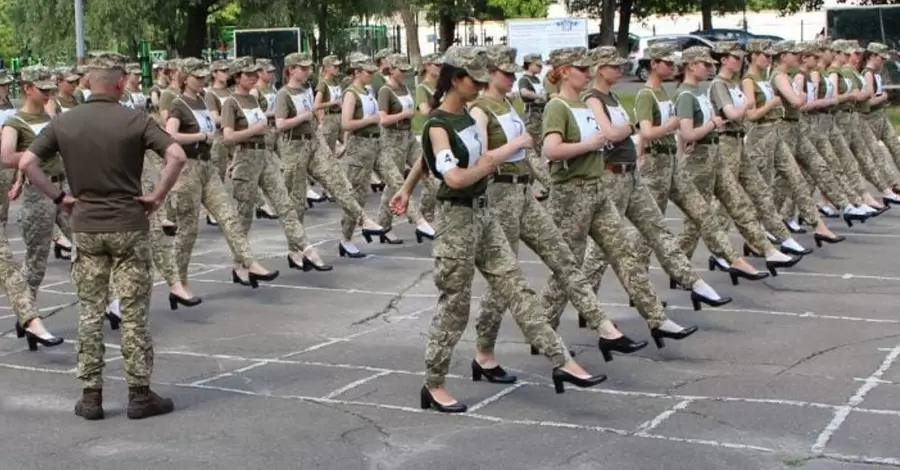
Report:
219,94,266,145
378,82,413,130
4,111,63,175
273,85,315,136
169,94,213,160
542,97,604,183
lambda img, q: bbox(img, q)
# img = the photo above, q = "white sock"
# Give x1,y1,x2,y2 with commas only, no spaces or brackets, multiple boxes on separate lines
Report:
307,188,321,199
341,241,360,253
657,319,684,333
714,256,730,269
766,251,792,262
416,222,435,236
108,299,121,317
781,238,805,251
691,280,720,300
821,205,837,216
765,231,777,243
785,219,802,231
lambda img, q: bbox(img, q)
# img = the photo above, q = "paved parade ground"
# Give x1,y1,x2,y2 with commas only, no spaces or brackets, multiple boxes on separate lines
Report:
2,187,900,470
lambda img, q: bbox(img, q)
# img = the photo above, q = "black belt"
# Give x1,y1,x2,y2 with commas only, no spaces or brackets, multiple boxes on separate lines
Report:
356,132,380,139
444,196,488,208
240,141,266,150
647,142,676,152
493,173,532,184
605,162,636,174
289,132,315,141
697,136,719,145
325,109,341,114
720,130,745,137
783,117,800,122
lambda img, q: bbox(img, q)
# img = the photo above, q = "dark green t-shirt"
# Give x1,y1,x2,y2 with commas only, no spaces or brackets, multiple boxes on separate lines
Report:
583,88,636,164
422,109,488,199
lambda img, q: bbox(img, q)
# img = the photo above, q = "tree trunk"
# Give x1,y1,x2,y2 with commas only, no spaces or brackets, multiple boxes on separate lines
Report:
439,15,455,52
316,2,329,62
397,3,422,63
616,0,634,56
600,0,615,45
179,3,208,58
701,0,713,30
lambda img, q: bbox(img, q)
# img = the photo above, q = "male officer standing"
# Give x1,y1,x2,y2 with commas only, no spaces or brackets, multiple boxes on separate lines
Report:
3,51,187,421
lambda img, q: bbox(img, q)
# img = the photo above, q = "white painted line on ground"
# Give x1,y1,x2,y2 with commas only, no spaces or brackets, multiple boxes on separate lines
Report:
811,343,900,454
0,303,73,312
823,452,900,467
467,382,526,413
188,360,269,386
322,370,393,400
634,399,694,435
0,362,70,374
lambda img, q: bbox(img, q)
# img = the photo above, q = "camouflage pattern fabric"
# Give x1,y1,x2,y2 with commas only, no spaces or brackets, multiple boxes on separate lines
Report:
767,125,825,226
140,156,178,286
524,120,552,188
170,159,255,283
541,179,668,330
0,225,40,326
376,127,423,228
210,138,232,182
424,201,570,388
805,114,865,205
21,180,72,296
778,120,853,211
864,109,900,176
320,114,342,153
230,148,309,252
859,115,900,187
828,115,870,196
0,168,13,228
73,230,153,388
340,134,408,241
835,111,891,190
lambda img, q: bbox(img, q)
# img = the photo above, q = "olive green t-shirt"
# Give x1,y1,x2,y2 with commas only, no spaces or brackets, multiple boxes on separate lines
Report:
4,111,62,174
869,68,889,111
219,94,267,144
675,83,715,143
204,87,232,118
169,94,213,159
517,74,545,109
742,71,784,122
634,86,676,148
472,95,513,151
55,93,79,114
377,83,413,130
855,68,873,114
256,84,276,112
583,89,636,164
770,70,801,120
542,97,604,183
708,77,743,132
315,77,342,113
158,86,180,114
370,72,387,99
344,84,380,136
273,85,315,135
826,66,852,111
415,80,436,109
421,109,488,199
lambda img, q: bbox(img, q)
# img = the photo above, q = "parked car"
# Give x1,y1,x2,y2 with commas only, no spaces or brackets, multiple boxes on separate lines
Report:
881,59,900,105
752,34,786,42
631,34,718,81
692,28,785,45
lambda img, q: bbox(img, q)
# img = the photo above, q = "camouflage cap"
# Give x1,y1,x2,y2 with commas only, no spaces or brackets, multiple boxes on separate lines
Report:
548,47,594,68
0,70,10,85
798,41,822,56
231,56,263,74
422,52,444,65
818,38,833,51
55,65,81,82
523,53,542,64
442,46,490,83
20,65,57,91
75,64,90,75
256,58,276,71
484,45,521,73
284,52,314,67
85,51,127,71
385,53,413,72
589,46,628,67
210,59,230,72
373,48,393,61
867,41,891,58
681,46,717,65
644,43,677,62
125,62,141,75
179,57,210,77
164,58,181,71
770,40,803,55
322,55,342,67
831,39,862,55
746,39,774,54
346,52,379,73
713,40,746,57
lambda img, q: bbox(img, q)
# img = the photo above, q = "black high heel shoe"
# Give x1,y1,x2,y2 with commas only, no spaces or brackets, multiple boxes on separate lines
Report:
471,359,517,384
765,255,802,277
370,182,386,193
728,267,770,286
415,228,435,243
783,219,807,234
360,227,388,243
105,312,120,330
206,215,218,226
597,335,648,362
161,224,177,237
551,368,607,394
814,233,845,248
248,270,279,288
844,211,869,228
742,243,764,258
690,291,732,311
708,256,729,272
780,244,813,256
818,206,840,219
306,198,315,209
378,233,403,245
288,255,334,272
169,293,202,311
232,270,251,287
53,243,71,260
419,386,467,413
255,208,278,220
650,325,699,349
16,321,64,351
338,243,366,258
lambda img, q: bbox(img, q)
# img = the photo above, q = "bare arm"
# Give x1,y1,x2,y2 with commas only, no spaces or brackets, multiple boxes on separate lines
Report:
773,73,807,108
165,117,208,144
430,126,495,190
471,106,527,163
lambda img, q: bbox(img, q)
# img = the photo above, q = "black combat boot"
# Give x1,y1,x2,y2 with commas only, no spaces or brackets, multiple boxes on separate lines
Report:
74,387,104,420
126,386,174,420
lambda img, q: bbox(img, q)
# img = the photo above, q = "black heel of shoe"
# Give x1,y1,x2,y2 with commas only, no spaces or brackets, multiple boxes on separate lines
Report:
248,270,279,289
577,315,586,328
379,234,403,245
15,321,25,338
22,329,64,351
765,255,801,277
255,208,278,220
338,243,366,259
206,215,218,226
168,293,202,311
53,243,71,260
361,228,387,244
708,257,716,271
105,312,120,330
814,233,845,248
728,268,769,286
650,325,699,349
162,225,177,237
471,360,517,384
293,256,333,272
690,291,732,311
551,368,607,394
415,229,434,243
597,335,648,363
419,386,467,413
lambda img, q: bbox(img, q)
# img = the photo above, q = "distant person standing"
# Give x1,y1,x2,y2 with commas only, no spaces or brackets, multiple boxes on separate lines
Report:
516,54,553,195
6,51,187,421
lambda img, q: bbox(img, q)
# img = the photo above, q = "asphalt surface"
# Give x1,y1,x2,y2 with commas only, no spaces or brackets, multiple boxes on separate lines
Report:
1,182,900,470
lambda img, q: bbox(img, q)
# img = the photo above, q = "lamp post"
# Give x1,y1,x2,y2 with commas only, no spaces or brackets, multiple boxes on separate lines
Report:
74,0,85,63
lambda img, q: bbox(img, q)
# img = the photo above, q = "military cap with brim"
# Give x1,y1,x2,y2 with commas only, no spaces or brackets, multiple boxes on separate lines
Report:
523,53,542,64
210,60,230,72
180,57,210,77
798,41,822,56
86,51,128,71
770,41,803,55
20,65,57,91
422,53,444,65
0,71,11,86
285,52,314,67
442,46,491,83
231,56,263,74
322,55,343,67
681,46,718,64
713,41,746,57
55,66,81,82
385,53,414,72
746,39,774,54
125,62,141,75
867,41,891,59
548,47,594,68
256,58,277,71
374,48,393,61
346,52,380,73
484,45,522,74
590,46,628,67
644,43,678,62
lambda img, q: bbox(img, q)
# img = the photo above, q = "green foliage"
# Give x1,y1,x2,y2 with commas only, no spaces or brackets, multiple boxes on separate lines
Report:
487,0,551,18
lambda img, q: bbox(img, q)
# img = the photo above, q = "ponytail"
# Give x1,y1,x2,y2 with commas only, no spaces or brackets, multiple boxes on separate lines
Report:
428,63,468,110
546,67,562,85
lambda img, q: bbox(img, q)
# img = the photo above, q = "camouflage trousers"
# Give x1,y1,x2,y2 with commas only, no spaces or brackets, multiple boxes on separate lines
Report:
73,230,153,388
865,108,900,176
0,219,40,327
0,168,14,229
541,178,668,329
145,152,178,225
231,147,309,252
678,143,773,257
775,120,852,217
719,134,790,241
320,114,342,153
860,110,900,187
475,164,610,352
425,198,570,388
341,134,408,240
280,133,365,225
525,110,552,189
20,177,72,297
582,167,700,293
139,155,177,287
637,147,740,265
170,158,255,284
835,111,891,191
804,114,864,206
825,114,869,197
377,127,424,229
210,137,233,182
